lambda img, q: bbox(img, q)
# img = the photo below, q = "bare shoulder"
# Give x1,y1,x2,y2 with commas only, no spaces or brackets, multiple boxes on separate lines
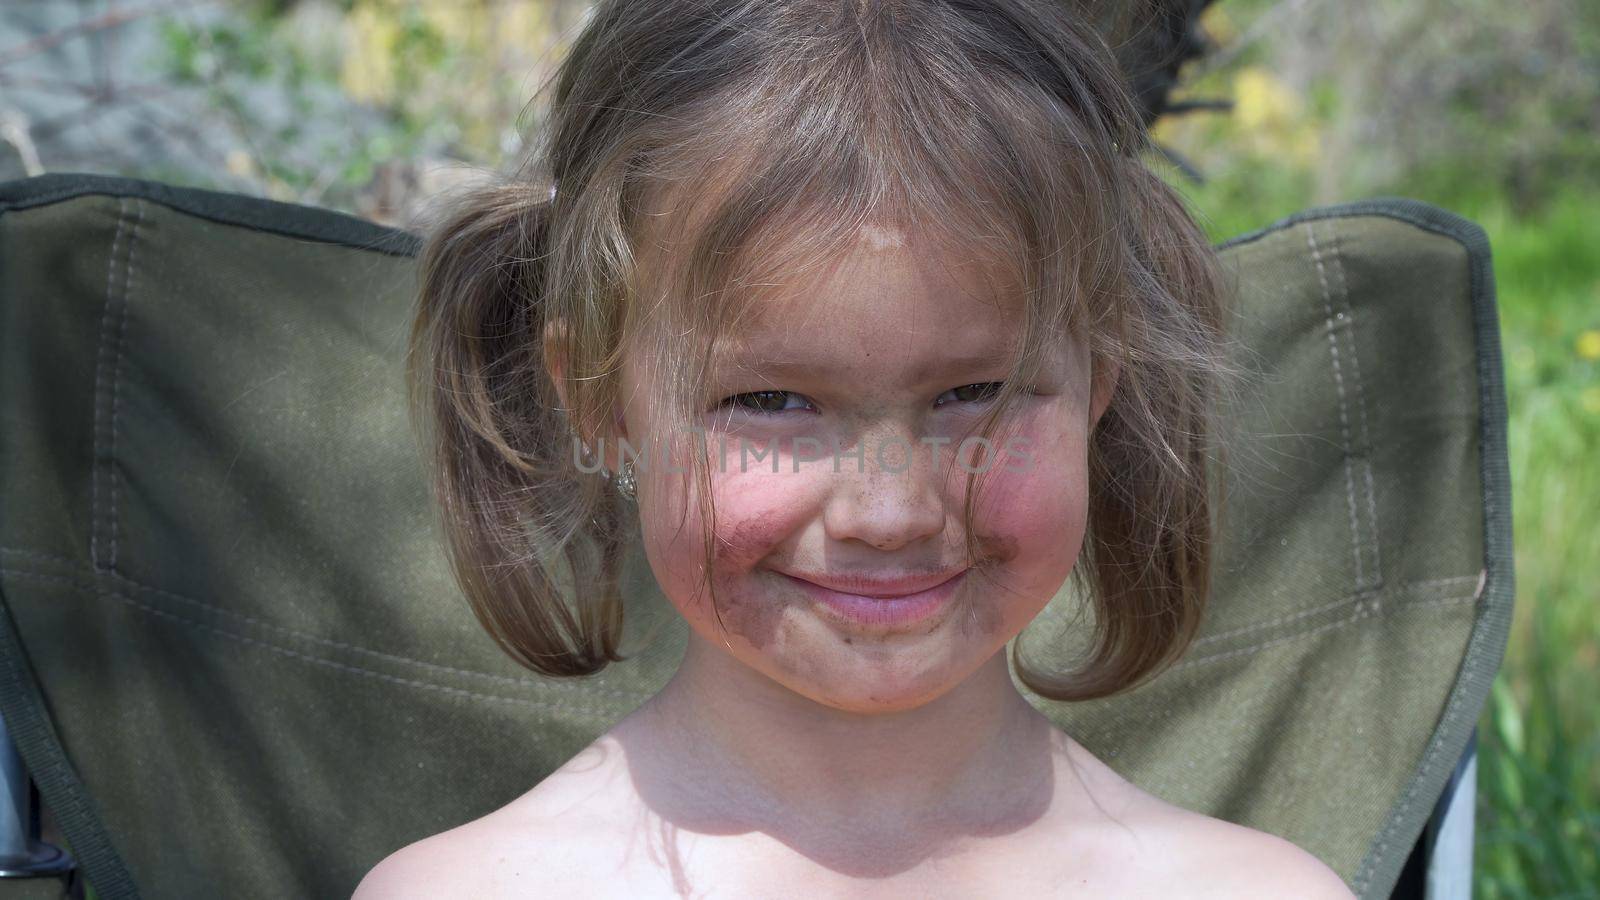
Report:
1136,797,1355,898
350,809,580,900
351,826,482,900
352,736,637,899
1051,736,1353,898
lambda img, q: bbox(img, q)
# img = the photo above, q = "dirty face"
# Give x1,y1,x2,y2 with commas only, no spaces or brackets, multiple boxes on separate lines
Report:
619,223,1109,714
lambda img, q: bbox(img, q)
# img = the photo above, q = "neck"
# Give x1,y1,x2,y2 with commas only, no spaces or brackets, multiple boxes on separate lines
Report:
622,630,1062,854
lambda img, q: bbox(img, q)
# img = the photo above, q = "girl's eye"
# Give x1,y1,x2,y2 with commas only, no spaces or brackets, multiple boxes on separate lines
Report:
718,383,1009,415
937,382,1006,406
719,390,812,414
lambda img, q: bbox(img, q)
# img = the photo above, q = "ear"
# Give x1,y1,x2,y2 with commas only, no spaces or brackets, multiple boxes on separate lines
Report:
542,318,631,470
1089,351,1120,430
542,318,573,414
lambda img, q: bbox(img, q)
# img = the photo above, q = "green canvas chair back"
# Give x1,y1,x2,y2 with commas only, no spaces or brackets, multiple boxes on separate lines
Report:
0,173,1512,899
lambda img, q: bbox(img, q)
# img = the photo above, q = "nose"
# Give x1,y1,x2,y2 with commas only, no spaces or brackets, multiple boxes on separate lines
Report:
821,422,948,552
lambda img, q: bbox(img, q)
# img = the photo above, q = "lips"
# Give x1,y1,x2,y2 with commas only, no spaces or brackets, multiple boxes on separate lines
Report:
780,568,968,598
781,568,971,630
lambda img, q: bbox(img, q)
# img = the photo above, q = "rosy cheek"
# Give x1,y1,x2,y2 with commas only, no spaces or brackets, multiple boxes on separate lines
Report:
957,418,1089,614
708,474,805,562
979,462,1085,544
643,468,813,647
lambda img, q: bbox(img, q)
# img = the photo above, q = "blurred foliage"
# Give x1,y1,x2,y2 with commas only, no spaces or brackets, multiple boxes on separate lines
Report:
141,0,585,219
1156,0,1600,214
1158,6,1600,895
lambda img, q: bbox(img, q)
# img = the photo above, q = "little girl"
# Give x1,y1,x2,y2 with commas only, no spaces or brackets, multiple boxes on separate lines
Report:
359,0,1354,896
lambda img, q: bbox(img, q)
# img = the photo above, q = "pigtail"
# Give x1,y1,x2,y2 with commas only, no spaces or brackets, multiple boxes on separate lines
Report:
1016,163,1235,702
404,176,630,677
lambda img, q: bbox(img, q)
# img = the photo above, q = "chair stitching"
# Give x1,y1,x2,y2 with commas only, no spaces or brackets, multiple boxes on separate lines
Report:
1354,671,1472,893
1350,598,1472,883
1,545,1479,692
1403,593,1483,609
1307,220,1368,589
0,549,648,700
108,199,145,570
1352,565,1487,892
0,567,627,714
1327,221,1384,588
3,546,1485,840
91,198,129,572
1190,574,1481,647
1174,590,1475,672
1084,588,1480,745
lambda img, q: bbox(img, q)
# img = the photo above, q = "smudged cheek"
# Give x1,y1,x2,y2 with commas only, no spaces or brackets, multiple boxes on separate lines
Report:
966,428,1090,621
639,468,816,650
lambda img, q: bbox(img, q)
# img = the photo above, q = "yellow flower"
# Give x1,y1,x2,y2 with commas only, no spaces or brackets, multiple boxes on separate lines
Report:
1577,329,1600,360
341,1,401,104
1233,67,1302,131
1200,5,1239,46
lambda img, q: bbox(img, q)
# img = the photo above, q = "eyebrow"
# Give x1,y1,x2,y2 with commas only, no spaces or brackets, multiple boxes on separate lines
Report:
720,350,1019,384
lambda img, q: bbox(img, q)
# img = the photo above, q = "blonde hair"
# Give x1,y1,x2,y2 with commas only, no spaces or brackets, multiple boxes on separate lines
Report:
405,0,1241,702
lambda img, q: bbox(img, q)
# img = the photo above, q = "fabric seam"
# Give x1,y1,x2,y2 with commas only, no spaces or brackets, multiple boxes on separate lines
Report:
0,549,1477,702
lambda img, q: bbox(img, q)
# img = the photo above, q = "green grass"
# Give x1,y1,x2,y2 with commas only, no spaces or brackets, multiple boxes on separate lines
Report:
1466,189,1600,900
1172,155,1600,897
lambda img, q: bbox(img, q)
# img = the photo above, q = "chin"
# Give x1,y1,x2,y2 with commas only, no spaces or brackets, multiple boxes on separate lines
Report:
662,552,1051,713
747,605,1007,715
778,661,972,715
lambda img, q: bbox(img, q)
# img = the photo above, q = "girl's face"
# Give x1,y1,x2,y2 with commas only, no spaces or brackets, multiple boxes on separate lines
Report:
620,224,1112,714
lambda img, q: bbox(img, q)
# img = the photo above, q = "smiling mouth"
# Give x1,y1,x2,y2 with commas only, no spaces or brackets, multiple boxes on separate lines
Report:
778,569,969,630
779,568,970,598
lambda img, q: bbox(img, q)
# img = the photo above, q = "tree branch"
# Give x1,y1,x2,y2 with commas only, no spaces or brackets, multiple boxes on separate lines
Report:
0,0,223,70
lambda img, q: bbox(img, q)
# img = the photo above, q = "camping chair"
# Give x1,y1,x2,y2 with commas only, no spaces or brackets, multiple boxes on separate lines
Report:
0,173,1513,899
